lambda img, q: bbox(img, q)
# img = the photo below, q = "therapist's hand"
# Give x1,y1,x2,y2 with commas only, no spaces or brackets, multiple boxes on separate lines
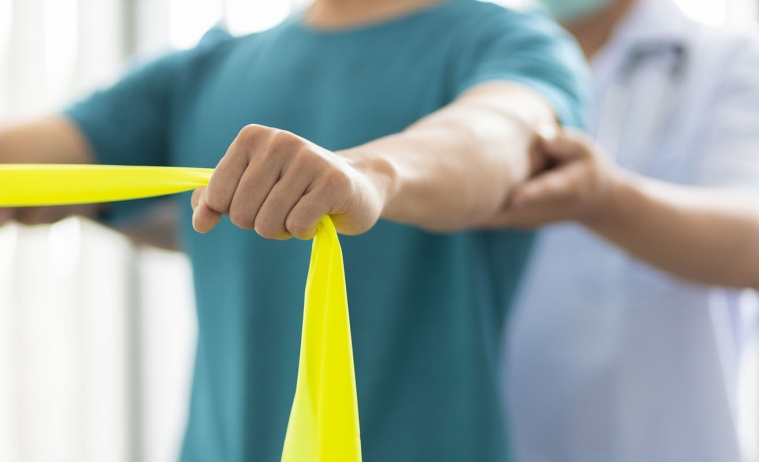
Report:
190,124,389,239
486,128,622,229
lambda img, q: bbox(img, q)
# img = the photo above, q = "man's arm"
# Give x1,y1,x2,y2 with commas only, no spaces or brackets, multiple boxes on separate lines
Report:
489,130,759,290
0,117,93,164
0,117,96,224
353,82,555,232
191,82,557,238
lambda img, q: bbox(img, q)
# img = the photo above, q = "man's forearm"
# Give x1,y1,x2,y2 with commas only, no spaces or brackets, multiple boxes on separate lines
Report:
339,82,557,232
0,117,94,164
586,173,759,289
0,117,97,226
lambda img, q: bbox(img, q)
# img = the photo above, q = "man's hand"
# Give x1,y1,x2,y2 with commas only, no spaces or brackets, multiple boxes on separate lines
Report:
487,128,621,228
0,205,97,227
191,125,390,239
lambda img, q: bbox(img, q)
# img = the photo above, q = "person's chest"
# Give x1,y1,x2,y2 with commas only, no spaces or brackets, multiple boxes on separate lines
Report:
169,30,455,169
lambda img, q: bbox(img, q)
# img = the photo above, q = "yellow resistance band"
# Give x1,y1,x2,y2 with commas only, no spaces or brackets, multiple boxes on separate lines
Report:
0,164,214,206
283,216,362,462
0,164,362,461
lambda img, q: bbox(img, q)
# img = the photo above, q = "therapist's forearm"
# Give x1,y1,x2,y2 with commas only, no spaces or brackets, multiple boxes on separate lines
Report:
339,82,556,232
585,173,759,289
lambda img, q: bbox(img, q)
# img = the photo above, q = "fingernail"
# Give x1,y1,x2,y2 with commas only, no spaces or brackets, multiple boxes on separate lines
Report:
192,207,201,232
536,124,558,142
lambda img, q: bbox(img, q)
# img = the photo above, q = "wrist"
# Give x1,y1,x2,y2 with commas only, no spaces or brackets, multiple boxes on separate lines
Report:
579,164,631,228
337,146,399,215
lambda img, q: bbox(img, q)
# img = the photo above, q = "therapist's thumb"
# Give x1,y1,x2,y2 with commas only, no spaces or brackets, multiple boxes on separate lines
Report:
537,127,590,162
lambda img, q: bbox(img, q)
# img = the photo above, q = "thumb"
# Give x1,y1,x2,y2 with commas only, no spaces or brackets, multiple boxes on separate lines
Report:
192,188,222,233
536,125,592,162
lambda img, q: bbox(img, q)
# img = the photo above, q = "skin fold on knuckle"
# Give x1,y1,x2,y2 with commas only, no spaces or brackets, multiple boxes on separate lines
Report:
267,130,307,167
290,148,324,177
285,216,315,240
230,125,266,161
254,214,285,239
238,124,267,144
228,205,256,230
323,168,353,203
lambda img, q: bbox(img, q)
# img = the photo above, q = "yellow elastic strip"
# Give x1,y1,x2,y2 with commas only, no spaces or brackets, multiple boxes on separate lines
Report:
0,164,214,206
0,164,363,460
282,216,362,462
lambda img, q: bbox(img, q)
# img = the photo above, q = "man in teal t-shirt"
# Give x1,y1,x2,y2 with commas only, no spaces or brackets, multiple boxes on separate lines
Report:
0,0,589,460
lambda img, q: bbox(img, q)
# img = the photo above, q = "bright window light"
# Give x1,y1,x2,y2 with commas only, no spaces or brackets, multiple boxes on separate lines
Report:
674,0,757,26
674,0,726,25
225,0,292,36
169,0,223,49
0,0,12,60
44,0,79,88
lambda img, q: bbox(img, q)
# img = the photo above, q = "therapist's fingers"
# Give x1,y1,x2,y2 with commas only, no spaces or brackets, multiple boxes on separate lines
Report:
538,129,593,162
485,205,567,229
510,163,585,209
192,188,222,233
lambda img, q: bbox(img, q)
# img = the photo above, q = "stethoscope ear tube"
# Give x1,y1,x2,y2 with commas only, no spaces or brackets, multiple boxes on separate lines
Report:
595,42,689,174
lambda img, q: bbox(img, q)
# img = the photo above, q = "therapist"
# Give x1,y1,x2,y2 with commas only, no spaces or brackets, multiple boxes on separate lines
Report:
502,0,759,460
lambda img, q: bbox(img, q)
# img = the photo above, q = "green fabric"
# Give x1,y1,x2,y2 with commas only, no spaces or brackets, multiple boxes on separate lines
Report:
66,1,589,460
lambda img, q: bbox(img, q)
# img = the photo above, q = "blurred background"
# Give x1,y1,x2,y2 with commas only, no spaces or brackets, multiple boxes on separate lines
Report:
0,0,758,461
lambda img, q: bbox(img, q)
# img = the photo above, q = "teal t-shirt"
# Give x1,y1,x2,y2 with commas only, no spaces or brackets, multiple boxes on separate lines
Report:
66,1,589,460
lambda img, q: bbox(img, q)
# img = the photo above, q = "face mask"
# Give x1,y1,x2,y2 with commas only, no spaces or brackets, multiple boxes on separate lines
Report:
536,0,615,22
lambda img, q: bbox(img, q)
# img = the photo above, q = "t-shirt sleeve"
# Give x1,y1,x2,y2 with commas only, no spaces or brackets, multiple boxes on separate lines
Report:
451,6,591,128
65,52,186,168
64,29,232,168
64,30,232,221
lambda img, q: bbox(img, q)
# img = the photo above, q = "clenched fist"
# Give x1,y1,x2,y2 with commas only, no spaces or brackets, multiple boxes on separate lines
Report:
191,124,390,240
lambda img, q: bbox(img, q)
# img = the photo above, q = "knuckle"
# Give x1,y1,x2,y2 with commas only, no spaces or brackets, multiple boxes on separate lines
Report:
238,124,265,140
268,130,305,159
254,218,283,239
235,125,268,156
322,169,351,193
204,189,230,214
291,148,321,173
286,215,314,238
229,207,255,230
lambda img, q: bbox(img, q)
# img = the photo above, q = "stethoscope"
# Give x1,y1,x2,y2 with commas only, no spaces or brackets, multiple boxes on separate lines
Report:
594,42,689,174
